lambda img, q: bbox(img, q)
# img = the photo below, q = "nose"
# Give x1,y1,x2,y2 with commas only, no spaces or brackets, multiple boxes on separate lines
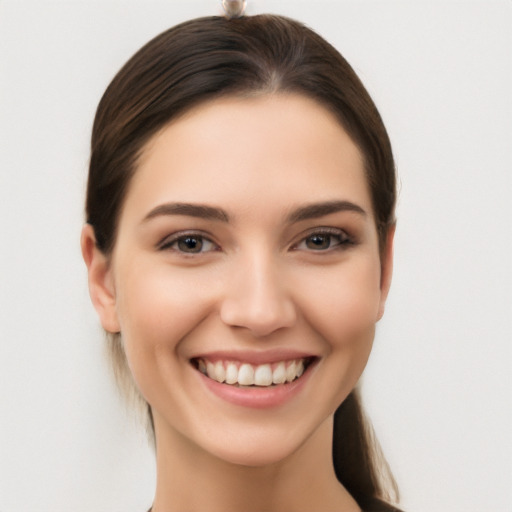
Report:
219,252,297,337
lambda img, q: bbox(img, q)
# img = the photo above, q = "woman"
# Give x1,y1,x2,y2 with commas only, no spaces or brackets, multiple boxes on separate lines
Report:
81,11,403,512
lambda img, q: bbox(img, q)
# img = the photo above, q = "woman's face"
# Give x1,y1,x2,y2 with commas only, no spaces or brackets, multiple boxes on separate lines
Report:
86,94,393,466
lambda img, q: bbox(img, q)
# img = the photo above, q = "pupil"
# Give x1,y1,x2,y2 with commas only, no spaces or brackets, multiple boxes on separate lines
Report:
178,237,202,252
307,235,330,250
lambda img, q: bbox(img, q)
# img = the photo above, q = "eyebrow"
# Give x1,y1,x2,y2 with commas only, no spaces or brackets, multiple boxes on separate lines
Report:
141,200,366,225
142,202,230,223
286,200,367,223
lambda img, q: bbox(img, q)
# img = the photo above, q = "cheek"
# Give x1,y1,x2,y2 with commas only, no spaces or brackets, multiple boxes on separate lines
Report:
295,256,382,353
304,261,381,404
112,261,217,380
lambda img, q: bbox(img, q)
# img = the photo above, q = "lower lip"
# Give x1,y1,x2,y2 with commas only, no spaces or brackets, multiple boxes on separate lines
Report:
196,362,315,409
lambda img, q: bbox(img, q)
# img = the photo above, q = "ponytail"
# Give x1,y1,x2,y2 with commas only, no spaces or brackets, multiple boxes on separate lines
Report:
333,388,401,511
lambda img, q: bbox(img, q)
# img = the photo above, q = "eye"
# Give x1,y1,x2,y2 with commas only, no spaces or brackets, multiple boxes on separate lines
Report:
294,229,352,252
159,233,218,254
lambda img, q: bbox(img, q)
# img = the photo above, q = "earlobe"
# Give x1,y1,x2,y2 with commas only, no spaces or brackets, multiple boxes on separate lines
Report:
80,224,120,333
377,225,395,321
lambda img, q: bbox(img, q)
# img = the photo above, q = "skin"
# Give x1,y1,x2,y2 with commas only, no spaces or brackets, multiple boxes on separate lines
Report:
82,94,394,512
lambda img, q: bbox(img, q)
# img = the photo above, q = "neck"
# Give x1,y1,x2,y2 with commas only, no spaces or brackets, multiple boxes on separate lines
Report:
150,414,360,512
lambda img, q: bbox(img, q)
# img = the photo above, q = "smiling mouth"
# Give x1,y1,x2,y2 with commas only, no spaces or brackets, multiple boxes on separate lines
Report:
192,357,315,388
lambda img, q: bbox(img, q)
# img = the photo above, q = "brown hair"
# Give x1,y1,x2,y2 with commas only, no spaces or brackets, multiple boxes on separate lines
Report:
86,14,399,510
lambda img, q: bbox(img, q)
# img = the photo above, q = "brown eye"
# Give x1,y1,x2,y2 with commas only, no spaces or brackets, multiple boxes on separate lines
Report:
177,236,204,253
295,229,351,252
160,233,218,254
305,234,332,250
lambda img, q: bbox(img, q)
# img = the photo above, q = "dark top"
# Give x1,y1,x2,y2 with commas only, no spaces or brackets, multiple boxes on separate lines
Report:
147,499,404,512
362,497,405,512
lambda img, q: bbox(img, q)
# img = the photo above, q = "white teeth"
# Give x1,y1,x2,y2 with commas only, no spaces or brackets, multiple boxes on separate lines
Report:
214,361,226,383
285,360,297,383
296,359,304,378
254,364,273,386
238,364,255,385
272,362,286,384
225,362,238,384
198,358,309,387
206,361,216,380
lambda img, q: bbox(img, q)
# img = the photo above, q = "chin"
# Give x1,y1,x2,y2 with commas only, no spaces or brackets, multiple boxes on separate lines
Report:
209,439,302,468
197,414,331,470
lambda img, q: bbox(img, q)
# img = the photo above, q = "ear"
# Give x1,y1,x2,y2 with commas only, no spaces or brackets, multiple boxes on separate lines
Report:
377,224,395,321
81,224,120,333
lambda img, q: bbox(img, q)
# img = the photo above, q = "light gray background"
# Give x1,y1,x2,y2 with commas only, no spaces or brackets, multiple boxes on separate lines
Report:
1,1,511,511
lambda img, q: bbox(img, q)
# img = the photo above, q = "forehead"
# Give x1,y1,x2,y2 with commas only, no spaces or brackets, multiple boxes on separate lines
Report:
123,93,371,223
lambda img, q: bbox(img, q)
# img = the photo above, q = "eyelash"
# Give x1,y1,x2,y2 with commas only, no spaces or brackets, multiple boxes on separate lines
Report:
158,231,219,254
291,227,354,252
159,227,354,255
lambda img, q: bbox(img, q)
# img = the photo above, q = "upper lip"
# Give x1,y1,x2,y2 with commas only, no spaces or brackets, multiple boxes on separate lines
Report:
190,349,317,366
